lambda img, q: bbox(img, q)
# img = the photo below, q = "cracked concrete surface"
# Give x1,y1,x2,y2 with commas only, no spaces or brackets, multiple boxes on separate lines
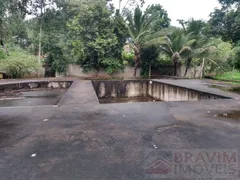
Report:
0,79,239,180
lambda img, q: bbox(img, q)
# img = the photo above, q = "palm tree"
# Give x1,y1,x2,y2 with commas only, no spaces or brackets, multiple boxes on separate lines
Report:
191,43,217,77
158,29,196,76
125,6,154,76
182,19,207,77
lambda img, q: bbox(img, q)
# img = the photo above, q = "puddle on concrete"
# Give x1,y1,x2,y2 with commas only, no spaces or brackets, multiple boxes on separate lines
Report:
217,111,240,120
0,89,67,107
99,96,161,104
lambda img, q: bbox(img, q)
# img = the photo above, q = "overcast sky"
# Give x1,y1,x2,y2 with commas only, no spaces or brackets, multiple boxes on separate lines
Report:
113,0,221,26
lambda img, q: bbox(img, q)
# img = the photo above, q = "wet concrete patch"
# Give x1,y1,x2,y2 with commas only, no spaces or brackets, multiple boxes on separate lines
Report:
0,116,20,147
217,111,240,120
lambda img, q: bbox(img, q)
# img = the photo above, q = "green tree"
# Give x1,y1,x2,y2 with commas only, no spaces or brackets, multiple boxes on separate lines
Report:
26,0,70,76
193,38,234,76
0,46,38,78
116,0,145,15
232,45,240,69
125,6,170,76
140,45,159,77
209,8,240,44
29,0,50,76
181,19,209,76
218,0,239,6
68,0,123,73
210,40,234,72
145,4,171,33
0,0,29,53
208,0,240,44
42,8,69,75
158,28,196,76
191,41,217,77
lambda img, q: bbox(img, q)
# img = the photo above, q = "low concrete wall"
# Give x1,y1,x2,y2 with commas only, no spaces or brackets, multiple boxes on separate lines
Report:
92,80,148,98
151,65,203,78
57,64,141,78
24,67,46,78
92,80,229,101
148,81,228,101
0,81,73,93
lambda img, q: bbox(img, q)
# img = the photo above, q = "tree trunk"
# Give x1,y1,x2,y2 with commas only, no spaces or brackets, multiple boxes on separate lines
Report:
0,38,9,55
38,26,42,78
231,70,234,80
148,62,152,79
38,0,43,78
173,62,177,76
133,44,141,77
172,52,181,76
134,63,138,77
200,58,205,78
184,57,192,77
194,66,196,78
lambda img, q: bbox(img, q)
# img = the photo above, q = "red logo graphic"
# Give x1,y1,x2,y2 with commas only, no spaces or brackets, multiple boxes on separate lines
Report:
145,157,172,175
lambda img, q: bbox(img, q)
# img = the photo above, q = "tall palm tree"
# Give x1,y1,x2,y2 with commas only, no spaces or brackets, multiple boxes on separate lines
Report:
191,41,218,78
125,6,154,76
158,29,196,76
182,19,207,77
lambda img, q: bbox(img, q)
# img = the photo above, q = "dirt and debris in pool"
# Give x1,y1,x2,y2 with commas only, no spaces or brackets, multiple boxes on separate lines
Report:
99,96,161,104
0,89,67,107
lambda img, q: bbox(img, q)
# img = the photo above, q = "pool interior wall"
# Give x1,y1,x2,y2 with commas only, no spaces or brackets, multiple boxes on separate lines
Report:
0,81,73,93
92,80,230,103
0,81,73,107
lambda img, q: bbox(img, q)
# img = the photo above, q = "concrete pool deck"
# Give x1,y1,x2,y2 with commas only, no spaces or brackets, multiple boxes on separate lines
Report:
0,78,240,179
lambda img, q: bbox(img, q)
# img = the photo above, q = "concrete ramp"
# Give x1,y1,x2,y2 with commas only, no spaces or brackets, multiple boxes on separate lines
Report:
58,80,99,106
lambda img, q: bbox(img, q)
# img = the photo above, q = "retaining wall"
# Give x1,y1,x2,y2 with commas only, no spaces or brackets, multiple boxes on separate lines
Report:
92,80,148,98
92,80,229,101
57,64,141,78
0,81,73,93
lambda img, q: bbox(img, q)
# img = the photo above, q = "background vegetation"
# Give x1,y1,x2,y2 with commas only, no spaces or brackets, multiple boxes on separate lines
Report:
0,0,239,79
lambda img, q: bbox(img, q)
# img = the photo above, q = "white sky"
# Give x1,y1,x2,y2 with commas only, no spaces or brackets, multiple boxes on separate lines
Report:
113,0,221,26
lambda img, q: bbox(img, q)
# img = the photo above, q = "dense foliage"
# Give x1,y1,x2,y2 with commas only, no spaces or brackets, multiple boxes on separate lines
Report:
0,0,239,78
68,0,124,73
0,47,38,78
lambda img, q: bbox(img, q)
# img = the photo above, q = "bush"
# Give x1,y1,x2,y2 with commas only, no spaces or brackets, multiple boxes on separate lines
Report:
45,46,68,74
0,49,6,59
0,48,39,78
232,46,240,70
140,46,160,76
122,51,134,66
214,70,240,81
101,58,124,74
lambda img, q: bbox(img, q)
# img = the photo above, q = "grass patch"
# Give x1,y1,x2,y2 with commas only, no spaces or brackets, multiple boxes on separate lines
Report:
214,71,240,81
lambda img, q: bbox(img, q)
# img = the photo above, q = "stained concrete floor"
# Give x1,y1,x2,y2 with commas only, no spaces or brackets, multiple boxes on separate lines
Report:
0,79,240,180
